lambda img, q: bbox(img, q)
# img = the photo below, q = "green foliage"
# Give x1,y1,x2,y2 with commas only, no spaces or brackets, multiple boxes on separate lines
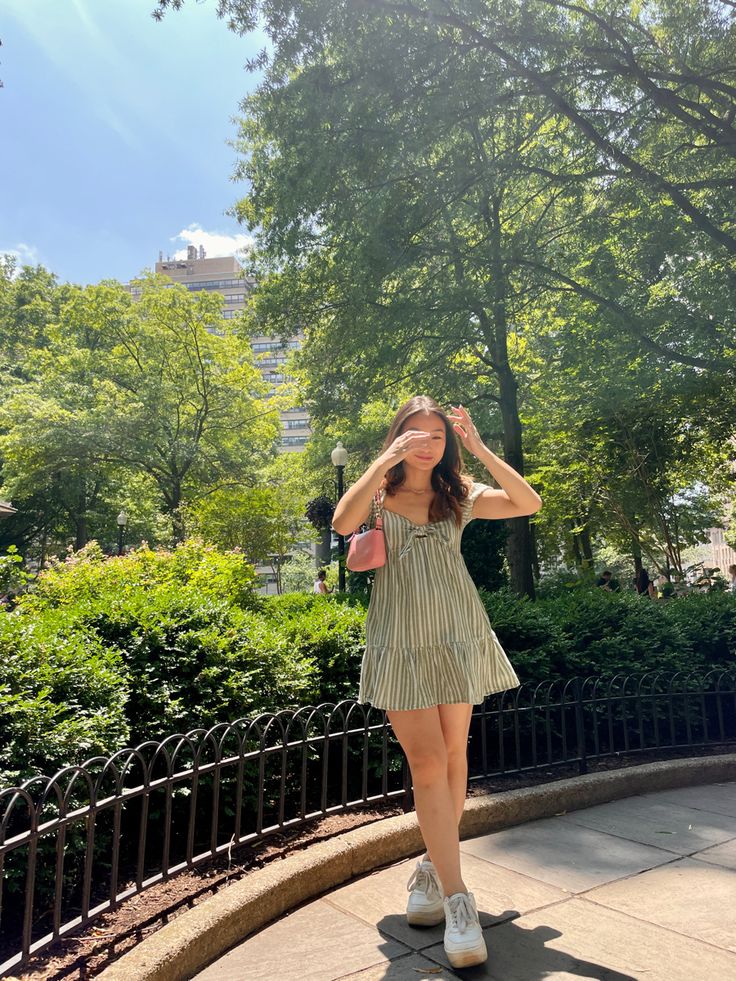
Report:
0,543,312,782
478,588,565,683
2,540,735,785
0,612,129,785
481,585,736,685
224,0,733,593
0,273,281,553
279,550,325,594
261,593,367,703
87,590,316,739
461,519,508,592
658,592,736,667
24,540,262,614
535,589,693,679
0,545,29,597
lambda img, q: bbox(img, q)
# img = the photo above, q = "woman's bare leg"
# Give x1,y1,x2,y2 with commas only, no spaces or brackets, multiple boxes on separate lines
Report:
388,705,468,897
417,704,473,862
440,702,473,824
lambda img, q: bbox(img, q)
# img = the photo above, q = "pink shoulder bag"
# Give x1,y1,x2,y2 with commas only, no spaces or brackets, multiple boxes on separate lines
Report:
346,489,386,572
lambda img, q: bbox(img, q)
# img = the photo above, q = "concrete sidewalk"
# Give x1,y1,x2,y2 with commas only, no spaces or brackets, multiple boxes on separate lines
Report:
195,781,736,981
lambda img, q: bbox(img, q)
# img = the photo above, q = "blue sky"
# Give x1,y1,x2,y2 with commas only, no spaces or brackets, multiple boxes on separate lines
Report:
0,0,265,285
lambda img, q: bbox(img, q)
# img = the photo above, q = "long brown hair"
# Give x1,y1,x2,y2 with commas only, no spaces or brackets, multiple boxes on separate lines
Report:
380,395,471,527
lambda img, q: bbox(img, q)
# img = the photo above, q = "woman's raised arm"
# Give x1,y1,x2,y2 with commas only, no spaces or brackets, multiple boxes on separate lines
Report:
331,429,435,535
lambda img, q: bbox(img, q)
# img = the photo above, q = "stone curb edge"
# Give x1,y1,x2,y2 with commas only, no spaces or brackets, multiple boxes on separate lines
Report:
99,754,736,981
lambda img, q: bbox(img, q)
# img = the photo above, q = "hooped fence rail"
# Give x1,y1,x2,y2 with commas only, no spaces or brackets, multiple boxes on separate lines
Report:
1,668,735,975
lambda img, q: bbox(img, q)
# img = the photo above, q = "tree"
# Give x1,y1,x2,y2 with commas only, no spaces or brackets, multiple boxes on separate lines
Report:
187,448,319,591
154,0,735,588
0,275,281,545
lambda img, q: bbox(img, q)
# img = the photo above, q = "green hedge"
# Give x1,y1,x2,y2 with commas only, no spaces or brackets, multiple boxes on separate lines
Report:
482,587,735,683
1,542,735,784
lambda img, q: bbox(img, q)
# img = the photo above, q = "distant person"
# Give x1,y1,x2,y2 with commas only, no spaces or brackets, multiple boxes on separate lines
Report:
595,570,620,592
635,567,657,599
729,564,736,594
313,569,331,594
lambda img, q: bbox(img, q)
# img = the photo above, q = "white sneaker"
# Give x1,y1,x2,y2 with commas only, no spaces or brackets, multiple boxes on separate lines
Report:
406,856,445,926
443,891,487,968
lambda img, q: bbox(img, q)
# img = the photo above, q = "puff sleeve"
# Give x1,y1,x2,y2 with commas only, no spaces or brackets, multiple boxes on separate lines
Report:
461,481,490,528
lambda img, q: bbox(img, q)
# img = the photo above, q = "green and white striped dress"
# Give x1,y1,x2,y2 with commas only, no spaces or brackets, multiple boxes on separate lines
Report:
358,481,521,711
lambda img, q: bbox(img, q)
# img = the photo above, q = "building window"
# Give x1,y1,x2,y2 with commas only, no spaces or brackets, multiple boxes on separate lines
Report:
252,340,300,352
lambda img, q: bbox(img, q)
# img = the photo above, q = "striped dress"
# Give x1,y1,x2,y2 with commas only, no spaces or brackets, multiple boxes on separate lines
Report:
358,481,521,711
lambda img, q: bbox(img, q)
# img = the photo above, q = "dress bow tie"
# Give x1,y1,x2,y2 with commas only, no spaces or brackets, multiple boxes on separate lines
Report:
398,522,445,560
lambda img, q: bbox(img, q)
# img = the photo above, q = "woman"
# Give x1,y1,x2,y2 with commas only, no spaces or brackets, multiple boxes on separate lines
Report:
635,567,657,599
332,395,541,968
313,569,331,594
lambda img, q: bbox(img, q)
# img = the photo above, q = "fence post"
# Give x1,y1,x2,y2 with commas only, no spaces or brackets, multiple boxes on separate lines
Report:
574,676,588,775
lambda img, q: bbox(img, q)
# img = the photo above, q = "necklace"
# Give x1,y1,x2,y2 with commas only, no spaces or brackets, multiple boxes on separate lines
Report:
398,485,432,495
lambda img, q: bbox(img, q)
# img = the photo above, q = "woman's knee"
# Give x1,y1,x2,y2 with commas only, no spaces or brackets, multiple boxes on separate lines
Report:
388,707,447,774
406,746,449,783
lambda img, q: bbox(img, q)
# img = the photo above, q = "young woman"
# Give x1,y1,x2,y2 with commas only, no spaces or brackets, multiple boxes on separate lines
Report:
332,395,541,968
313,569,331,594
635,567,657,599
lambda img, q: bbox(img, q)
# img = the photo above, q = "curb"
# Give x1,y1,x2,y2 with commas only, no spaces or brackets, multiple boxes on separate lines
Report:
99,754,736,980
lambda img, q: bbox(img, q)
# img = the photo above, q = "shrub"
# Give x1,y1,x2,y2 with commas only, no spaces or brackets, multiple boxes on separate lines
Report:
84,586,317,741
3,541,735,785
0,542,303,780
262,593,367,704
536,588,702,678
24,540,263,614
0,612,129,785
479,588,565,683
659,592,736,667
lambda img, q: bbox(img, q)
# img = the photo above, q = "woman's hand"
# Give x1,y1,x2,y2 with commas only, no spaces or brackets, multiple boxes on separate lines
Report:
447,405,485,457
379,429,434,470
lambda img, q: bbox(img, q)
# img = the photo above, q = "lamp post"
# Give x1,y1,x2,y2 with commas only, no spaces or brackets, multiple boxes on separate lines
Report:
116,510,128,556
331,441,348,591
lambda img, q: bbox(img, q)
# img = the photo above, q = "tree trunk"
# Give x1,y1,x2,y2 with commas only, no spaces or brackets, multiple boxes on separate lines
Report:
579,520,594,570
569,520,583,568
631,528,643,578
488,196,535,598
500,423,536,597
317,527,332,567
170,481,185,544
529,521,540,581
75,483,88,550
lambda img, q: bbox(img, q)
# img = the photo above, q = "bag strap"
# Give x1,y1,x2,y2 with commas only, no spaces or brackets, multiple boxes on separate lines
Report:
347,488,384,541
369,488,384,529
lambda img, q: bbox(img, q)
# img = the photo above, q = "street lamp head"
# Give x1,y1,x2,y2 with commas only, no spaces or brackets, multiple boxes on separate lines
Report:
117,510,128,528
331,441,348,467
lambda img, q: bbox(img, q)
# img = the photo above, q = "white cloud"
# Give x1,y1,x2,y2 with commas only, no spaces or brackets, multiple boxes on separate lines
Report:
1,243,43,271
169,223,254,261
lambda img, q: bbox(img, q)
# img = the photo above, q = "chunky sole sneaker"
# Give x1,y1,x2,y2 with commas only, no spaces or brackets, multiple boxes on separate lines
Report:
443,891,487,968
406,857,445,926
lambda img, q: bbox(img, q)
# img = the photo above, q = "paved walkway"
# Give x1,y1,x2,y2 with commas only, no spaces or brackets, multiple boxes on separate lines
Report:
195,781,736,980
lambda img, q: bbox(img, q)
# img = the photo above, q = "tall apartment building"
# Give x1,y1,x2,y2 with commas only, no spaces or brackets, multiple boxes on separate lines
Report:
151,248,311,453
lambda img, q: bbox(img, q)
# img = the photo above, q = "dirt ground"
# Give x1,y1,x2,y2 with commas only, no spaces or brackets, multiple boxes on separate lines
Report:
7,744,735,981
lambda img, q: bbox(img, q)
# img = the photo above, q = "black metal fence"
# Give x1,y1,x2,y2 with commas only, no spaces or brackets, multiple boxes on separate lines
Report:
1,668,734,976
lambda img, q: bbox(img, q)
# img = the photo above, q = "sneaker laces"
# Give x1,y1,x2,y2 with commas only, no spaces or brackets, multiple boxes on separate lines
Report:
445,892,475,934
406,862,442,902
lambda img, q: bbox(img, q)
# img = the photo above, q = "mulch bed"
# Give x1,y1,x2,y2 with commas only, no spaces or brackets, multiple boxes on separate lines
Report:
7,744,735,981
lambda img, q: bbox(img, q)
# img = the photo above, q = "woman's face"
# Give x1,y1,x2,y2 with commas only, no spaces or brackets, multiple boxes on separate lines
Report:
400,411,447,472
